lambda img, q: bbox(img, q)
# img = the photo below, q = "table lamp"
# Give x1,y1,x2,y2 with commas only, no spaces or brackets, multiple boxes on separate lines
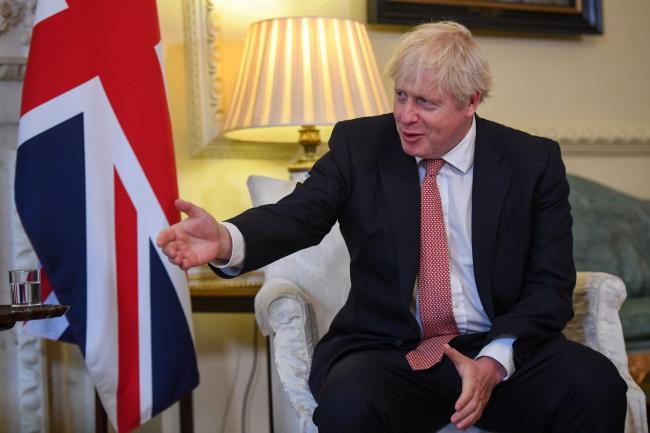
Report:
223,17,389,179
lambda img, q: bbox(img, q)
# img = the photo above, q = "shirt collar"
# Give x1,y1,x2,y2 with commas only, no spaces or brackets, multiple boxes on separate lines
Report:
415,116,476,174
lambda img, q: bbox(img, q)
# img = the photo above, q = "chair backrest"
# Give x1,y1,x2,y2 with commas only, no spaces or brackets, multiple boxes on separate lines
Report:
248,175,351,337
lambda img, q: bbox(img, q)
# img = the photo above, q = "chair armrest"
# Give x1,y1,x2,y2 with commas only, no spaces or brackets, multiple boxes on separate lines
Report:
254,277,319,433
564,272,648,433
565,272,627,359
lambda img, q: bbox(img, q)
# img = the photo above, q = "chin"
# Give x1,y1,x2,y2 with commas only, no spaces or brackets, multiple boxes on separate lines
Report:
400,142,426,159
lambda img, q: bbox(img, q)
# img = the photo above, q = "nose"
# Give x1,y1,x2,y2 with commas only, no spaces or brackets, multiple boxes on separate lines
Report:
397,99,418,125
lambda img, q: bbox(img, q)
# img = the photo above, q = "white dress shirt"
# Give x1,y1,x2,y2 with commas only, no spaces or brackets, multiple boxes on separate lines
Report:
413,117,515,379
215,117,515,379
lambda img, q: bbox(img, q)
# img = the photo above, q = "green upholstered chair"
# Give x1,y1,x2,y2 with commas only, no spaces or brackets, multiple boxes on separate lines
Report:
569,175,650,352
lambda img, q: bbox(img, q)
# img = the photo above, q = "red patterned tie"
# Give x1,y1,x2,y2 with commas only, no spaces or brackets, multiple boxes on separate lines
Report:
406,159,459,370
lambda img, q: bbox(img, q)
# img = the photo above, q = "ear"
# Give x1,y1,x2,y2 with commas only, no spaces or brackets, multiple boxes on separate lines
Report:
465,91,481,116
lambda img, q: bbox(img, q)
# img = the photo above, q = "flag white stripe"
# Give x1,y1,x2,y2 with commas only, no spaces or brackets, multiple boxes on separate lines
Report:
137,200,153,422
83,78,120,427
34,0,69,27
23,291,69,340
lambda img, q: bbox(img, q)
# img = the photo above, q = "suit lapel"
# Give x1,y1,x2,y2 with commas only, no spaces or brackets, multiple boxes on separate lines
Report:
472,117,512,320
378,126,420,307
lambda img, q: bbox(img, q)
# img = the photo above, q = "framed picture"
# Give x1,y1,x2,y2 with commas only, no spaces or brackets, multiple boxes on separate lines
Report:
368,0,603,35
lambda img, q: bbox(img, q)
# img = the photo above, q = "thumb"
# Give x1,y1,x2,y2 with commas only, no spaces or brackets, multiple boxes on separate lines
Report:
443,344,467,369
175,198,205,218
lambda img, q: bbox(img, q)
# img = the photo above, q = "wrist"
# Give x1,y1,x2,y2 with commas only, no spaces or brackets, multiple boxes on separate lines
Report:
215,223,233,260
478,356,506,384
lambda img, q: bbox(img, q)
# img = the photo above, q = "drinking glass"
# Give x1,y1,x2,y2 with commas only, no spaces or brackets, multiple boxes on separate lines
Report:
8,269,41,307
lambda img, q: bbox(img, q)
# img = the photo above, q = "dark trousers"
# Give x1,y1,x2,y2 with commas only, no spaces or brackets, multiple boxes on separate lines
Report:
312,334,627,433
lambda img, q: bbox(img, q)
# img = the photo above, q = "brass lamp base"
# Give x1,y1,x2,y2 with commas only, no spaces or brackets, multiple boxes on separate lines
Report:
288,125,321,174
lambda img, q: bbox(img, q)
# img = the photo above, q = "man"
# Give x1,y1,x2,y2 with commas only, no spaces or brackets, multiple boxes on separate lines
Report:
158,21,626,433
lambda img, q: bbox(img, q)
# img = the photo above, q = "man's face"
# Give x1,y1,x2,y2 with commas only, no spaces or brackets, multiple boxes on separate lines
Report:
393,73,479,159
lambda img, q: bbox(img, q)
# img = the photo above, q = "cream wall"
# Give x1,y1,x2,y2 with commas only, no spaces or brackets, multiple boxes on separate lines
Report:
156,0,650,431
161,0,650,207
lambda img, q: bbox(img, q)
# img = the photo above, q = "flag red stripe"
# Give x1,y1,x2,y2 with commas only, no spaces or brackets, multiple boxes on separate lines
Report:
115,170,141,432
22,270,54,326
41,269,53,302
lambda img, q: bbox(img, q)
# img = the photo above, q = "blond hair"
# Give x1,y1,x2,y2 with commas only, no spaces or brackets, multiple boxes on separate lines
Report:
385,21,492,104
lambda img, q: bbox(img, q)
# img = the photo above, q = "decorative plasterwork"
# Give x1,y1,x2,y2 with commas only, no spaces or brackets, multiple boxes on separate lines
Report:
11,179,46,433
527,128,650,156
0,0,34,38
17,328,46,433
0,57,26,81
0,0,36,81
182,0,221,156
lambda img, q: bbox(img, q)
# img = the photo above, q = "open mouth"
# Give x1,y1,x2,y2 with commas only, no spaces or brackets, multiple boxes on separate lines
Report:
400,131,425,143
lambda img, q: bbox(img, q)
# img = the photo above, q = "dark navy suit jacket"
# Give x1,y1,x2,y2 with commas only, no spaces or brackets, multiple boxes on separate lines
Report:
217,114,576,396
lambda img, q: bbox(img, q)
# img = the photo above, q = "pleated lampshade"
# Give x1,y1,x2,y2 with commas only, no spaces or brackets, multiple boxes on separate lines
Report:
223,16,389,150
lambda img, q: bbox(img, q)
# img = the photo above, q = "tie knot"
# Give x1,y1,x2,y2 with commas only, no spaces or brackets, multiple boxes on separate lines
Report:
425,159,445,177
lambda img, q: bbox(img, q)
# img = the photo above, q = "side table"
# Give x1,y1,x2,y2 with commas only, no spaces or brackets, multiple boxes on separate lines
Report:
0,304,69,331
180,269,273,433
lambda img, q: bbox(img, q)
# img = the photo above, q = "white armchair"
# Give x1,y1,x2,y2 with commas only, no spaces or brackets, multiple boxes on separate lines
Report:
248,175,647,433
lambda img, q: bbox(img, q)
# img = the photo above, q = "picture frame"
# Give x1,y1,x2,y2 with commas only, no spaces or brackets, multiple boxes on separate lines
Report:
367,0,603,35
182,0,297,159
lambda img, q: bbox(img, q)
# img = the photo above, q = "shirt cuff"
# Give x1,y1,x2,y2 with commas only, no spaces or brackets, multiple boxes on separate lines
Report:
476,337,516,381
209,222,245,276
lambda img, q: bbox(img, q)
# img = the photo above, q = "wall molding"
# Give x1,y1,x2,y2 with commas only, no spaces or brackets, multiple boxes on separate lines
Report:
527,127,650,156
183,0,225,157
191,126,650,158
191,137,300,160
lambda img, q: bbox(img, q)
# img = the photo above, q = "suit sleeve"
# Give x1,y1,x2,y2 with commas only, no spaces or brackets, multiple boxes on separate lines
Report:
214,122,353,277
488,142,576,365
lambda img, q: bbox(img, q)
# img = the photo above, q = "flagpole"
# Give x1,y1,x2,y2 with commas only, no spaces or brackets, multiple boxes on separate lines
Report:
95,392,108,433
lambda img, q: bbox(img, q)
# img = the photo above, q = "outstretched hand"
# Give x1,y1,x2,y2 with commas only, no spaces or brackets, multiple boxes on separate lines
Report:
444,344,505,430
156,199,232,271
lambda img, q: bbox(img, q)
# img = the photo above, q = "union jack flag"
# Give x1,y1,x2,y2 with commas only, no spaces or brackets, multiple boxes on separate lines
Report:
14,1,199,431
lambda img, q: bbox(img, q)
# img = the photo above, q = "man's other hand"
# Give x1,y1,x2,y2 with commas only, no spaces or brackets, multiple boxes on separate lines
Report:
156,199,233,271
444,344,505,430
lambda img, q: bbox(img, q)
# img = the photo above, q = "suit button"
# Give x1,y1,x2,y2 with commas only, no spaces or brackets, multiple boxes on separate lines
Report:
394,339,403,347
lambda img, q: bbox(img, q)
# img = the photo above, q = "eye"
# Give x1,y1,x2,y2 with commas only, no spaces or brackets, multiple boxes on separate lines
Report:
417,97,435,108
394,90,407,102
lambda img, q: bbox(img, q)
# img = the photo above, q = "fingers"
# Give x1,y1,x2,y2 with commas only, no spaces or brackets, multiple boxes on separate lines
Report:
453,371,475,412
445,346,500,430
164,242,193,270
158,229,186,268
157,227,175,249
175,198,205,219
451,397,484,430
450,378,484,429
